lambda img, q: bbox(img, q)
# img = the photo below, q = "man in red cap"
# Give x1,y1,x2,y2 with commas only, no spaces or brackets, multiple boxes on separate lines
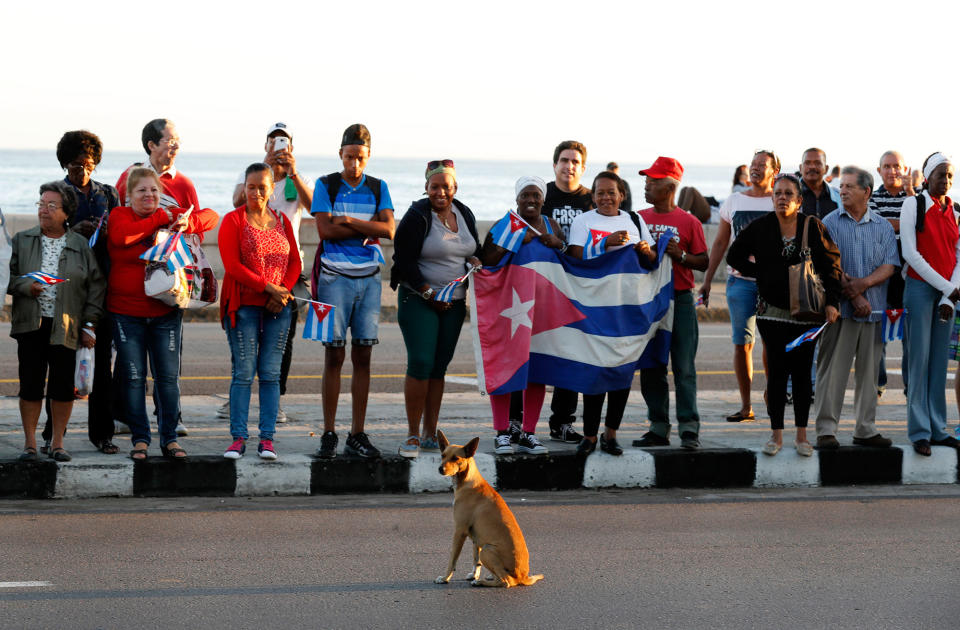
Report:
636,157,708,449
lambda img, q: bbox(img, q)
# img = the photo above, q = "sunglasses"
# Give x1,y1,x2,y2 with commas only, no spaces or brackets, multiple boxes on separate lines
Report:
427,159,455,170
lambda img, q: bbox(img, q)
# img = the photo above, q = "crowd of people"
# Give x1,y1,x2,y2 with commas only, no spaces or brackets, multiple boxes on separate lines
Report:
6,119,960,463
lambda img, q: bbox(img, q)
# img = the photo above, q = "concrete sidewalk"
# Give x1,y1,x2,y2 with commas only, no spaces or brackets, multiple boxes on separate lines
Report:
1,386,957,498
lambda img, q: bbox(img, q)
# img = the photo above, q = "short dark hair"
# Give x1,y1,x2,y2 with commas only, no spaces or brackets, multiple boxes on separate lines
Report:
39,180,78,227
341,123,371,148
773,173,802,195
840,166,873,195
244,162,274,182
141,118,172,154
56,130,103,168
591,171,626,197
606,162,619,171
803,147,827,163
553,140,587,165
732,164,748,186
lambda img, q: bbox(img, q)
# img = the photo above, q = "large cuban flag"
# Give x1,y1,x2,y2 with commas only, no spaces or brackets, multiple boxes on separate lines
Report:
470,235,674,396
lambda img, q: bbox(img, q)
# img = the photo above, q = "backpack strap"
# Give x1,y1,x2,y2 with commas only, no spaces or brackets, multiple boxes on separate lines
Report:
915,193,927,233
320,172,342,209
624,209,643,234
364,175,383,210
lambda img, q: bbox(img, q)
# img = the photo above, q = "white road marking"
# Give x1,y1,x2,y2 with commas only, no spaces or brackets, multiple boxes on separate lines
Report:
0,581,52,588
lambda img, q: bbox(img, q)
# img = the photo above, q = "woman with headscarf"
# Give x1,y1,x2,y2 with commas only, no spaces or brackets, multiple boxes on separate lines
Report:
7,181,105,461
899,152,960,455
727,173,842,456
391,160,481,458
478,176,565,455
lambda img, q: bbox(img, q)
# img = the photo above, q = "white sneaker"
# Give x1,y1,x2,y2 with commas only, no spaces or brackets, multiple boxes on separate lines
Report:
494,433,513,454
216,401,230,419
114,420,131,435
176,422,188,437
276,405,288,424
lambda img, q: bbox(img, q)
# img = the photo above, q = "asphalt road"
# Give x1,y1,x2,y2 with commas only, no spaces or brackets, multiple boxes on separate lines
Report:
0,487,957,629
0,321,910,397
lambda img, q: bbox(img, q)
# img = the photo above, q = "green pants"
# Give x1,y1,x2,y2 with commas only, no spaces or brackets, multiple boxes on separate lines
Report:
639,290,700,437
397,285,467,380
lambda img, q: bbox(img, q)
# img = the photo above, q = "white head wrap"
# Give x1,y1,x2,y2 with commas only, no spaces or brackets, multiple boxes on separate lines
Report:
923,152,952,181
515,175,547,199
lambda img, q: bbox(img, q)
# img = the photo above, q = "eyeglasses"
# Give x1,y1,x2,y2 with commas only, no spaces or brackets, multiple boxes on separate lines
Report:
161,138,181,148
36,201,63,211
66,161,96,173
427,159,455,170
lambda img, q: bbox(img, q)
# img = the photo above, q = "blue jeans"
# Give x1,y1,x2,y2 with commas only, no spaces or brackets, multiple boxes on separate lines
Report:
726,276,758,345
112,310,183,447
226,304,292,441
903,278,952,442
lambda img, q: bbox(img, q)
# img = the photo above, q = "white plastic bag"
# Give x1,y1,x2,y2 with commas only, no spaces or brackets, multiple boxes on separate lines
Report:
74,345,95,397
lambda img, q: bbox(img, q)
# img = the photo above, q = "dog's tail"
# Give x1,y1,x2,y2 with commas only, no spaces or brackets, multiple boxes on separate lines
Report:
520,574,544,586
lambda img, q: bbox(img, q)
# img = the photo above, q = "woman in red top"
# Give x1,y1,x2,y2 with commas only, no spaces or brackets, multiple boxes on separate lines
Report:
219,163,300,460
107,167,218,460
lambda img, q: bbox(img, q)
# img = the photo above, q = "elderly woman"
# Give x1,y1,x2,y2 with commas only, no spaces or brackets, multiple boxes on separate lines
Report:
7,182,105,461
727,174,842,456
390,160,481,458
566,171,656,456
107,167,218,460
900,153,960,455
218,163,301,460
47,130,120,454
477,176,565,455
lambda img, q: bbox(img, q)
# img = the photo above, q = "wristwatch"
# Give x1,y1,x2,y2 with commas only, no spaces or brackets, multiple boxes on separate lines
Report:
680,251,687,265
421,288,435,300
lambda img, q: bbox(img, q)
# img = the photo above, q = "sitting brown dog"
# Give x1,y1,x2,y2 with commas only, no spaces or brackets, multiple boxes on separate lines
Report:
434,430,543,588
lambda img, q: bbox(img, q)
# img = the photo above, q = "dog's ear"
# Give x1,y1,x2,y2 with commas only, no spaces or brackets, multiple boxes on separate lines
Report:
437,430,449,451
464,437,480,457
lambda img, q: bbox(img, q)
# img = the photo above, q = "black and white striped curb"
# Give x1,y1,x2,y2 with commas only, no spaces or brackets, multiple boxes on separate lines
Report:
1,446,957,499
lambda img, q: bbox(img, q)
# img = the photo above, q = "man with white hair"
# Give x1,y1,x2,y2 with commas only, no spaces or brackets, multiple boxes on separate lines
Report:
815,166,899,449
636,157,708,449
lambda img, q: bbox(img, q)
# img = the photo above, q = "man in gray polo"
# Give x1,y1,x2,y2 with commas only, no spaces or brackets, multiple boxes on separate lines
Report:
815,166,899,449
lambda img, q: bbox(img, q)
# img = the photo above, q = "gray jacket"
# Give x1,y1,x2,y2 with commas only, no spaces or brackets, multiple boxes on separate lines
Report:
7,226,105,350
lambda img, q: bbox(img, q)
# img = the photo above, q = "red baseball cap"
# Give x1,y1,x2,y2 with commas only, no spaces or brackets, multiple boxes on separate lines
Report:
639,156,683,181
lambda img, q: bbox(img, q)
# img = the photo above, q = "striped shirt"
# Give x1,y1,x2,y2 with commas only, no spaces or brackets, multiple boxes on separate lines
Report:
822,207,900,322
869,185,908,239
311,174,394,275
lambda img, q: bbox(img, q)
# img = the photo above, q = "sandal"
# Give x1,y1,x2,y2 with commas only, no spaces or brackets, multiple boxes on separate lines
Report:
18,447,38,462
130,445,149,460
761,440,781,456
96,440,120,455
161,444,187,460
726,410,756,423
49,447,72,462
912,440,932,457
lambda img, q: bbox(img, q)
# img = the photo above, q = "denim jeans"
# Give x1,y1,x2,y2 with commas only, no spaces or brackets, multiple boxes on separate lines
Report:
903,277,952,443
225,304,292,441
112,310,182,447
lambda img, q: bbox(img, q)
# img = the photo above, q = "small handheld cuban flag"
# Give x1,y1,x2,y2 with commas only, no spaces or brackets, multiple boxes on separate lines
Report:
785,322,829,352
302,300,336,342
21,271,67,285
881,309,905,343
583,229,612,260
488,211,528,253
139,232,178,264
165,234,192,272
695,294,705,307
88,212,107,248
362,237,386,264
433,266,479,303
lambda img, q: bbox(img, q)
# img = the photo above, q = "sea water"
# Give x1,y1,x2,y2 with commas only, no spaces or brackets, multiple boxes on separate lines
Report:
0,149,736,221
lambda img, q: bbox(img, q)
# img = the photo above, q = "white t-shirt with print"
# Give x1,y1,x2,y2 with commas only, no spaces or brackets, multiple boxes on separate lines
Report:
716,191,774,280
568,210,654,254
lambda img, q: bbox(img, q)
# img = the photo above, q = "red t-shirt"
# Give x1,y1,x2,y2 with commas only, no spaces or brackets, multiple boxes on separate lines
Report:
907,195,959,283
106,206,219,317
116,166,200,215
639,206,707,291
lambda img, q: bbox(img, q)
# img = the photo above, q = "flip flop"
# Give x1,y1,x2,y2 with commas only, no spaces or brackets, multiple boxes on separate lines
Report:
726,410,756,423
49,447,72,462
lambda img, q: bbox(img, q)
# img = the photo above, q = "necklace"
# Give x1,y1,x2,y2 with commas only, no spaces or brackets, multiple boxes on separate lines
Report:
247,209,272,230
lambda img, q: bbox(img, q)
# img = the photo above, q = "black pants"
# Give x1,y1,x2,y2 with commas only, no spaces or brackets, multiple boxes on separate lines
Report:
582,388,631,438
279,304,299,395
757,318,815,430
42,314,115,445
549,387,580,428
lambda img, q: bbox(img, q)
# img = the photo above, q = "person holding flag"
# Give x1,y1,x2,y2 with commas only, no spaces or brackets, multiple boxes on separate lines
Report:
106,168,218,460
7,181,104,462
566,171,656,456
727,174,842,457
390,160,481,457
218,163,301,460
477,176,565,454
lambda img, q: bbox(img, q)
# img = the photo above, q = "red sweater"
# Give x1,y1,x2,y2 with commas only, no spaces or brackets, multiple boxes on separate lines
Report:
107,206,219,317
218,207,302,327
116,166,200,212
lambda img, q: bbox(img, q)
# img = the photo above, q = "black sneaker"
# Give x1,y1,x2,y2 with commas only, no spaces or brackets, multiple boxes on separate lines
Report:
599,434,623,456
634,432,670,447
344,432,381,458
516,432,548,454
550,423,583,443
509,420,523,444
316,431,338,459
680,432,700,450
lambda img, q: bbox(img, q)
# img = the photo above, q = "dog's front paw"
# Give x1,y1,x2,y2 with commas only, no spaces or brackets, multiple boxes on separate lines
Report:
435,576,451,584
470,579,482,587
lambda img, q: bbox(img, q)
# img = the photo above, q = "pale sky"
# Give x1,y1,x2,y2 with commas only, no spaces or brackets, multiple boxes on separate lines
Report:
3,0,958,171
